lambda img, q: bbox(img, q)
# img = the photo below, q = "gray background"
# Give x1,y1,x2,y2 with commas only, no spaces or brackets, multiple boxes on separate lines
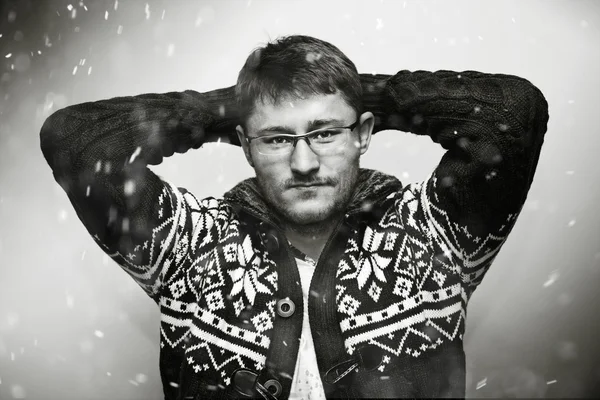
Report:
0,0,599,398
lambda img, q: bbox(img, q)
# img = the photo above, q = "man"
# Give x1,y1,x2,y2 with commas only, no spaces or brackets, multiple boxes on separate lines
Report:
40,35,548,399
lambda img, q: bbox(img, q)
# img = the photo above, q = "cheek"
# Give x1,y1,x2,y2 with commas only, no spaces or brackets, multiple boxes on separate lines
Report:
254,159,287,188
325,153,360,178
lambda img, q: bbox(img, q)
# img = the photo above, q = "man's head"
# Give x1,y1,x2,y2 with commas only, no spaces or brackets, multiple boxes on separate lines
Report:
235,35,373,229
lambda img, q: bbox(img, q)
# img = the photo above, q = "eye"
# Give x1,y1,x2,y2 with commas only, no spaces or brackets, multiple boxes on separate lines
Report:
313,129,340,140
264,135,292,145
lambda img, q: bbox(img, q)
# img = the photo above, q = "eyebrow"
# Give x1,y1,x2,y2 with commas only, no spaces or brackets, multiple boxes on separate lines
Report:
255,118,346,136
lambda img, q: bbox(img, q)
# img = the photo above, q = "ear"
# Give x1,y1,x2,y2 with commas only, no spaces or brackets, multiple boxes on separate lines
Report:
356,111,374,155
236,125,255,168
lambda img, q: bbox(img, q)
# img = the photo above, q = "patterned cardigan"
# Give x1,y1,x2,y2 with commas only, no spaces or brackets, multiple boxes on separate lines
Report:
40,70,549,399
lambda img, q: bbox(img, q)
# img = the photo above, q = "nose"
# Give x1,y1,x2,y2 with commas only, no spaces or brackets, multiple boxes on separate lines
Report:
289,138,320,176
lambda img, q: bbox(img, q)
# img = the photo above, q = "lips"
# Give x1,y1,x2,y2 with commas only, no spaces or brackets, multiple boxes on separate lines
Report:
289,183,327,188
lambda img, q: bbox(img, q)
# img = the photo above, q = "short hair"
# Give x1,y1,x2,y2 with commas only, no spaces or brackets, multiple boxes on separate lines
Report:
236,35,363,130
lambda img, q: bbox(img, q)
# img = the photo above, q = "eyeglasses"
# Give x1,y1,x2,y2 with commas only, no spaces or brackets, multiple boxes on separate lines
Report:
245,120,359,156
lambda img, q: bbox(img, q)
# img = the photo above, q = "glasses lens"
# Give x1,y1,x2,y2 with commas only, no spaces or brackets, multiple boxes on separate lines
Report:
255,129,349,155
309,128,348,153
255,135,293,155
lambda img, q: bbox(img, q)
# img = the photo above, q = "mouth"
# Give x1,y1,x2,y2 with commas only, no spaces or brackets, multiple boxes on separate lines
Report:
289,183,328,189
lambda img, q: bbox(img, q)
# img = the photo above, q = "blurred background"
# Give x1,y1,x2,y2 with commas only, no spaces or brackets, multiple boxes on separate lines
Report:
0,0,598,398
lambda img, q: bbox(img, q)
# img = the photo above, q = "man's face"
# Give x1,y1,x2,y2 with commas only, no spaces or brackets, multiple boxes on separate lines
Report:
236,92,373,227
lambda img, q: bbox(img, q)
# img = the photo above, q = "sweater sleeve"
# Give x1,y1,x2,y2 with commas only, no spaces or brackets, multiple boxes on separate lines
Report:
361,70,549,293
40,86,239,302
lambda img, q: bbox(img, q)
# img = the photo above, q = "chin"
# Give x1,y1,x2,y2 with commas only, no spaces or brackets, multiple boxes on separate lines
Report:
284,201,337,225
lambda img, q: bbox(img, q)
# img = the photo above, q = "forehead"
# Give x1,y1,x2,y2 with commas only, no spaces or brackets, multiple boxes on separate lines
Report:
246,92,356,133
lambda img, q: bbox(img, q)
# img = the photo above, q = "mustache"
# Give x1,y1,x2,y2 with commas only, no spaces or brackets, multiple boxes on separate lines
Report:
286,177,337,188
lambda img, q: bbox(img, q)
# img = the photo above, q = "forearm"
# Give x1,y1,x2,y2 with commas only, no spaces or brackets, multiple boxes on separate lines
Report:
39,86,237,282
362,69,549,292
361,70,549,223
362,69,548,139
40,86,238,173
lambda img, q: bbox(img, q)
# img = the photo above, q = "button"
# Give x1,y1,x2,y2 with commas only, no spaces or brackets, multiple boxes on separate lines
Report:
264,379,282,397
276,298,295,318
357,344,384,371
232,369,258,397
265,232,280,252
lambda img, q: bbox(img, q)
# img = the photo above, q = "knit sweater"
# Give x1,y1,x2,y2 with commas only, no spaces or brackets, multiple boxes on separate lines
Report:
40,70,549,399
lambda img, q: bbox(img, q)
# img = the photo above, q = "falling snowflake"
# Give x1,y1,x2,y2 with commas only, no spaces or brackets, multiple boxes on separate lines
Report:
135,373,148,383
58,209,68,222
556,341,577,360
543,271,559,288
167,44,175,57
66,293,75,308
11,385,26,399
6,312,19,328
124,180,136,195
476,377,487,390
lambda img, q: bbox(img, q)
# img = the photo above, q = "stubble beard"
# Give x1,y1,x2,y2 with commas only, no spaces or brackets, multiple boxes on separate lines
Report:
256,166,359,235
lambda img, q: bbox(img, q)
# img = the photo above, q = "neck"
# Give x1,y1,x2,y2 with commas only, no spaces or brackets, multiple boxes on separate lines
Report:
284,215,342,262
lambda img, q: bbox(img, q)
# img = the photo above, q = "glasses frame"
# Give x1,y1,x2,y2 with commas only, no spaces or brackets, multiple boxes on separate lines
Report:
245,120,360,155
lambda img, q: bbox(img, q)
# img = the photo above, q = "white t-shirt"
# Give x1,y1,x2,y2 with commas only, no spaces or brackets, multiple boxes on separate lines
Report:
288,255,327,400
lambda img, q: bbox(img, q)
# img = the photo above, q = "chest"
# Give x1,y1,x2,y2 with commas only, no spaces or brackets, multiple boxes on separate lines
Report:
158,212,466,398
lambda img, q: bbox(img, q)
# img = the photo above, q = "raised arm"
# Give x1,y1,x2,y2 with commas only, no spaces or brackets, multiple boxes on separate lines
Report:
360,70,549,292
40,86,239,302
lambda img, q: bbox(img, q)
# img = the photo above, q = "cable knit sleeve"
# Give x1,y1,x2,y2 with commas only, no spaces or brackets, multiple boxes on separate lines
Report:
361,70,549,293
40,86,238,302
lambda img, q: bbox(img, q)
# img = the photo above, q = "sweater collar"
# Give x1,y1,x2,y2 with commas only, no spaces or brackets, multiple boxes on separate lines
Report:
223,168,403,227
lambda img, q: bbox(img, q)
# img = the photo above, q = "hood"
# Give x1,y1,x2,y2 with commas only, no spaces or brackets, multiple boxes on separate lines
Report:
223,168,403,227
